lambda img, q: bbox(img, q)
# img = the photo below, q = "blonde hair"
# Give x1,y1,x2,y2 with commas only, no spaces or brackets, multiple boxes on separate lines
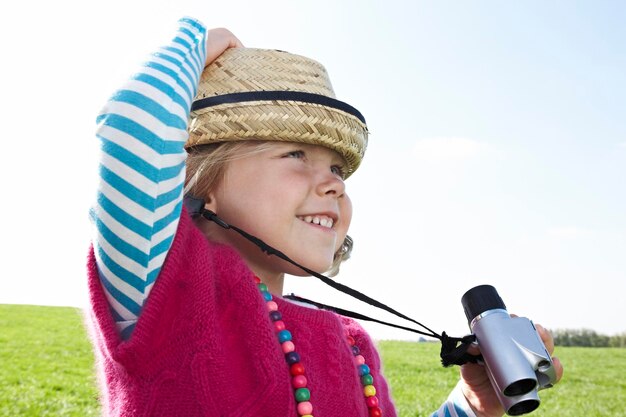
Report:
184,141,352,277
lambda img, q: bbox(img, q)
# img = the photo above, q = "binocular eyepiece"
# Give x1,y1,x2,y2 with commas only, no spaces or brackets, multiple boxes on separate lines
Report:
462,285,557,416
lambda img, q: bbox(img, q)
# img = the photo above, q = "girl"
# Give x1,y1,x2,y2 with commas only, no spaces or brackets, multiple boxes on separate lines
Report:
88,17,562,417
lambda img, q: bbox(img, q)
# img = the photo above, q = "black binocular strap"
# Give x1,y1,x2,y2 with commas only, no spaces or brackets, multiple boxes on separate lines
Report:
197,205,478,367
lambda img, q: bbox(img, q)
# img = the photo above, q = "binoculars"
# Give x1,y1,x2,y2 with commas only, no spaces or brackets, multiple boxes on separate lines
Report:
462,285,557,416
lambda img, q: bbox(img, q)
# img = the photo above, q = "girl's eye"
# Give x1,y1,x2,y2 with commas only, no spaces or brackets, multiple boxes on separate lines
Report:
282,149,345,178
331,165,346,179
284,150,305,159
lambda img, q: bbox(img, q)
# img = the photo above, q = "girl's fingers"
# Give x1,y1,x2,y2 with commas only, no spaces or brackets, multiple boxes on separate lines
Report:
534,323,555,354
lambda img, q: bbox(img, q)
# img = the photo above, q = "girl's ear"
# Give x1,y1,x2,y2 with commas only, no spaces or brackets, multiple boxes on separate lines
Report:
203,192,218,212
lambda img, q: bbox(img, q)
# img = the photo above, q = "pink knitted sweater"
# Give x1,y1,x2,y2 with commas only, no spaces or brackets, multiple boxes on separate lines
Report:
86,208,397,417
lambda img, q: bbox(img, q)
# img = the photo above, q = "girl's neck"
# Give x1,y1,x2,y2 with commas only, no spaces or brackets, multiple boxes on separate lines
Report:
199,222,285,294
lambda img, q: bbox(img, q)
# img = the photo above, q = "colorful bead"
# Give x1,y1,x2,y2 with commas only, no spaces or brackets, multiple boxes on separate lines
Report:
290,363,305,376
266,300,278,311
274,320,286,331
258,283,268,292
366,396,379,408
297,401,313,415
282,341,295,353
292,375,308,388
278,329,292,343
262,291,273,301
355,354,365,365
347,335,356,346
358,364,370,376
364,385,376,397
361,373,373,385
369,406,383,417
269,310,282,321
352,345,360,355
295,387,311,402
285,351,301,365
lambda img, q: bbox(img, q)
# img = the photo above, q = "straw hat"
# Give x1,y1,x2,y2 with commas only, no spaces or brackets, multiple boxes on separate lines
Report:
186,48,368,177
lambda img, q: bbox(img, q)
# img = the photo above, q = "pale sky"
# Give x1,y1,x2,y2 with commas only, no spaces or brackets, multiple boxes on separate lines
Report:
1,0,624,340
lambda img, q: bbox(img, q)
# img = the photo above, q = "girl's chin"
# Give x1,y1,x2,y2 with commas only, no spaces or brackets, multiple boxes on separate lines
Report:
283,258,334,276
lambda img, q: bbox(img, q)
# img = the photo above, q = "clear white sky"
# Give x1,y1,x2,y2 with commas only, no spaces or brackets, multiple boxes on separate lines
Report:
1,0,624,340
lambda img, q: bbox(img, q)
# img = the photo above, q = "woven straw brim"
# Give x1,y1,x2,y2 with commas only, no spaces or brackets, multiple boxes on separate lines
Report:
185,48,368,177
187,100,367,176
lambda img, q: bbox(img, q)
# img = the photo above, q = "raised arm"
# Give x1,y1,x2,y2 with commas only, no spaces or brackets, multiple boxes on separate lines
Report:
91,18,242,339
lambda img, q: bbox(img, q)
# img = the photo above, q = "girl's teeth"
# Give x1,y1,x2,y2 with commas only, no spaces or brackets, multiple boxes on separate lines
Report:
299,216,334,228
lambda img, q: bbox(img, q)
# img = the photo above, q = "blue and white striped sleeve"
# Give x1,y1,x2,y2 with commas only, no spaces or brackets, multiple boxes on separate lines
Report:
430,382,478,417
91,17,207,339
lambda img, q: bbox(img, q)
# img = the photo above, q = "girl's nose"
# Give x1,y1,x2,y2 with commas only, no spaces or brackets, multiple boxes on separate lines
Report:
316,170,346,197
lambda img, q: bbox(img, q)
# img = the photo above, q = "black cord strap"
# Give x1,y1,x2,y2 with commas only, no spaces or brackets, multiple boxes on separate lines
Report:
284,294,438,338
284,294,480,367
196,206,477,367
202,210,438,335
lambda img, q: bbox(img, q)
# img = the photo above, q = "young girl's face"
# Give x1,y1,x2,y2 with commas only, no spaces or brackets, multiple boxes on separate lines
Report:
205,142,352,279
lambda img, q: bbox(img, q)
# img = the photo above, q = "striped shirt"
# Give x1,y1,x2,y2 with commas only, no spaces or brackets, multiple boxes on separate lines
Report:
90,17,474,417
91,17,206,340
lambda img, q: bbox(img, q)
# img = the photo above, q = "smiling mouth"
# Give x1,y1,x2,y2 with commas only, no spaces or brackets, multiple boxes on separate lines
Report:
297,215,335,229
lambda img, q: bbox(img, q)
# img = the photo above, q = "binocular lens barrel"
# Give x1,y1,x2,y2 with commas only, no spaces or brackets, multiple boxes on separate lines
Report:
504,379,537,397
508,399,540,416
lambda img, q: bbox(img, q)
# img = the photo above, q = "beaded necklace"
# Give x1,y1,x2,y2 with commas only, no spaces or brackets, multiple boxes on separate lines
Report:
254,275,383,417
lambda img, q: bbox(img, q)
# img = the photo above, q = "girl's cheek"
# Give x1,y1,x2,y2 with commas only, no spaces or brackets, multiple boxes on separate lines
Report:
342,194,353,227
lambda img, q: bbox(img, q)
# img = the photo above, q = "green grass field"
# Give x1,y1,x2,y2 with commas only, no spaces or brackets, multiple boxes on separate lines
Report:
1,304,625,416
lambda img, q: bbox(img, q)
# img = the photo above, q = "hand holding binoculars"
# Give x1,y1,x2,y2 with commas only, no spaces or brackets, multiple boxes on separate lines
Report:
462,285,557,416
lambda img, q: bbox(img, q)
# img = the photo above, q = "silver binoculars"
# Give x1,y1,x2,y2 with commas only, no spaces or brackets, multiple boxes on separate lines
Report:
462,285,557,416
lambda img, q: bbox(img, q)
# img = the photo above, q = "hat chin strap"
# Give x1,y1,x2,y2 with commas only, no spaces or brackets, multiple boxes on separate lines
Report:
183,195,479,367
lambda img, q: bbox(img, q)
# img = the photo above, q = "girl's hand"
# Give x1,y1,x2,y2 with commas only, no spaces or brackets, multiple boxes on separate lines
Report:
459,321,564,417
205,28,244,67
